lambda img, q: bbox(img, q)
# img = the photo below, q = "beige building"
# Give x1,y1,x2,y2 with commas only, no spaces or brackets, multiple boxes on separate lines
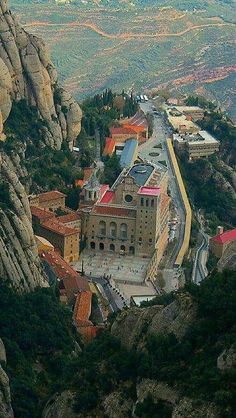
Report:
174,106,205,122
32,190,66,212
173,130,219,160
166,107,199,134
38,219,79,263
81,163,170,261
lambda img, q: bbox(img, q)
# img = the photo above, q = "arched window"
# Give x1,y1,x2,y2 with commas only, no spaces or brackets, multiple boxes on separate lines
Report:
99,242,104,250
120,245,126,252
110,222,117,238
129,246,135,255
151,199,154,207
120,223,127,239
99,221,106,236
90,241,96,249
146,199,149,207
110,243,115,252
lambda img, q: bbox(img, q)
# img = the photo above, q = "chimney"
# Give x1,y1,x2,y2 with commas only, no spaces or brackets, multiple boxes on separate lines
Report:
217,226,224,235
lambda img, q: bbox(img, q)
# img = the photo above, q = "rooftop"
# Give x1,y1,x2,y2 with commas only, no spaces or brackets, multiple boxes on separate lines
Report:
126,111,148,128
166,108,199,132
73,290,93,327
41,250,89,296
138,186,160,196
174,130,219,145
57,212,81,224
129,164,154,186
31,206,55,221
38,190,66,203
211,229,236,245
100,190,114,204
110,126,137,136
41,219,78,236
103,137,116,156
120,138,138,168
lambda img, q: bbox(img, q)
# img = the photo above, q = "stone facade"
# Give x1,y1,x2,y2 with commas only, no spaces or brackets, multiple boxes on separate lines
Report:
81,163,170,263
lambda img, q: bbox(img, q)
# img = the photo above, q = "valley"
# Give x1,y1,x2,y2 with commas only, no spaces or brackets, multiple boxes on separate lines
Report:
11,0,236,119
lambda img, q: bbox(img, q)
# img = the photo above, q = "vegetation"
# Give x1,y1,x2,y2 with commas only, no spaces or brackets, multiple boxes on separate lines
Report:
102,153,122,186
0,282,77,418
77,89,138,158
179,157,236,233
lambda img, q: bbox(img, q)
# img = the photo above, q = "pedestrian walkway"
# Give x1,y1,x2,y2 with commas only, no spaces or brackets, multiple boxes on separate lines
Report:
74,250,150,284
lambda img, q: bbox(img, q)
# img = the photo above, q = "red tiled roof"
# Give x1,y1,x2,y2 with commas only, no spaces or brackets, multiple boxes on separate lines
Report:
41,250,89,297
31,206,55,222
57,212,81,223
38,190,66,203
93,205,136,218
103,137,116,156
41,219,78,236
73,291,93,327
110,127,137,136
211,229,236,245
100,190,114,204
99,184,109,198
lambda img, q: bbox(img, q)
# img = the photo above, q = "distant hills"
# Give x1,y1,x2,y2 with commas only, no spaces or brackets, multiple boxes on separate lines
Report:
11,0,236,119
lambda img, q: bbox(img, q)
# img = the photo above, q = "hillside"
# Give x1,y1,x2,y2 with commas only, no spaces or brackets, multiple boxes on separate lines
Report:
10,0,236,119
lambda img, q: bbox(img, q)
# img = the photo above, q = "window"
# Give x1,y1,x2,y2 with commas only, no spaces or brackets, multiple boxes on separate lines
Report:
146,199,149,207
99,242,104,250
120,245,126,252
129,246,135,255
125,194,133,203
99,221,106,236
110,222,117,238
151,199,154,207
110,243,115,252
90,242,95,249
120,223,127,239
141,198,144,206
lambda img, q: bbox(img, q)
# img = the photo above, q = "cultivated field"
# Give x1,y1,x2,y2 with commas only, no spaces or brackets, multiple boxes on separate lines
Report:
11,0,236,118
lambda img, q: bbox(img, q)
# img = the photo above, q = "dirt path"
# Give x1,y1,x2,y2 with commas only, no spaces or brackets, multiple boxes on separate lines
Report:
25,20,236,40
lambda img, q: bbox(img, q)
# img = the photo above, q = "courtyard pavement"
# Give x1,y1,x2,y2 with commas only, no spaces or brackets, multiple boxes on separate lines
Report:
74,250,150,284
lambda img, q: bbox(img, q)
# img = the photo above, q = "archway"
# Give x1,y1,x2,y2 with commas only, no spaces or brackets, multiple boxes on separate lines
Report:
90,241,96,249
99,220,106,236
120,223,128,239
99,242,104,251
110,243,115,252
110,222,117,238
120,245,126,252
129,246,135,255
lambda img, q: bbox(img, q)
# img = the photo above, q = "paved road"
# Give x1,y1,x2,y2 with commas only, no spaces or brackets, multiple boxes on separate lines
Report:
89,276,126,312
139,102,186,269
192,213,209,284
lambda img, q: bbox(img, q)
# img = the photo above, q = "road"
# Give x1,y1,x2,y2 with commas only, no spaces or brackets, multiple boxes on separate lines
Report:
192,213,209,284
89,276,126,312
139,102,186,268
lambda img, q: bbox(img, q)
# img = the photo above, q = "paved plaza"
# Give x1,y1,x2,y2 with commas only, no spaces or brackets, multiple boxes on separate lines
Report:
74,250,150,284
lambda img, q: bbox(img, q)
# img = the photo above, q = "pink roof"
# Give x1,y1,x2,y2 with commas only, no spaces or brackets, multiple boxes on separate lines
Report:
138,186,160,196
99,184,109,199
211,229,236,245
100,190,114,204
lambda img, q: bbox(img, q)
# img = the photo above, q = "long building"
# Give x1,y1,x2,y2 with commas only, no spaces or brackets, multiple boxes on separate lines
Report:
80,162,170,264
173,130,220,160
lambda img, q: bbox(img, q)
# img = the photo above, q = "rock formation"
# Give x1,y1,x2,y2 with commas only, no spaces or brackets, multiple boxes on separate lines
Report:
0,0,82,149
111,293,197,350
0,339,14,418
0,152,47,290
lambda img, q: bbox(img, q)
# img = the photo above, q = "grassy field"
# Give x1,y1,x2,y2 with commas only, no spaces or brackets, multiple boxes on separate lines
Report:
11,0,236,118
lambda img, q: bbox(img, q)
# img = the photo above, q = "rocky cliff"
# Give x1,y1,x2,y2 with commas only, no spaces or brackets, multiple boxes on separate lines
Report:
0,0,83,290
0,152,47,290
111,293,197,350
0,339,14,418
0,0,82,149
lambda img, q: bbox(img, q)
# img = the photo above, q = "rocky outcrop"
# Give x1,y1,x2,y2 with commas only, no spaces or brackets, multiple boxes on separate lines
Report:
0,0,82,149
0,339,14,418
0,153,47,291
217,346,236,371
111,293,197,350
42,391,78,418
217,240,236,271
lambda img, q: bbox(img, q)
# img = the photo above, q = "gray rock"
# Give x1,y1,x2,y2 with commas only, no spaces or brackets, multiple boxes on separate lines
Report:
217,347,236,371
111,293,197,350
0,0,82,148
